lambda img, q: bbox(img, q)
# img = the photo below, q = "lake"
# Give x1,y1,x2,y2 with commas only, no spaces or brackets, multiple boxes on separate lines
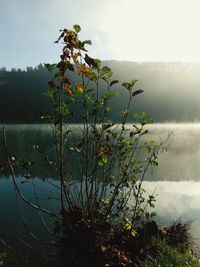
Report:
1,123,200,250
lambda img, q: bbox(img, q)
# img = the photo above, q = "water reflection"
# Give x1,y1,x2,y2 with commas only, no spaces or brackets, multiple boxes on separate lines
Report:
144,181,200,246
0,176,60,248
147,123,200,181
1,124,200,247
1,123,200,180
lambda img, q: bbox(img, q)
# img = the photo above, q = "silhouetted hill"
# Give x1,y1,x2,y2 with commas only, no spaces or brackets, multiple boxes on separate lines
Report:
1,61,200,123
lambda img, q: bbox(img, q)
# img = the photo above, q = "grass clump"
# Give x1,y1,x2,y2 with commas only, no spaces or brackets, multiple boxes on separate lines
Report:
56,219,199,267
138,221,200,267
139,240,200,267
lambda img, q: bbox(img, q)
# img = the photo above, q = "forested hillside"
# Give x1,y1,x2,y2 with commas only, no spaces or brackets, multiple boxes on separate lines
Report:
1,61,200,123
0,64,50,123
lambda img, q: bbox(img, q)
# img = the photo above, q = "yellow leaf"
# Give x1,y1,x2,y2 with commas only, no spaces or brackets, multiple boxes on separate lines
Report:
76,83,84,93
124,223,132,231
59,74,65,81
101,198,109,205
63,84,74,95
77,64,93,79
72,53,79,64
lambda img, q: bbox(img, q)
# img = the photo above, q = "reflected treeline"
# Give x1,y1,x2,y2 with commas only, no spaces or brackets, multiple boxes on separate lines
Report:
2,62,200,122
1,124,200,181
0,124,88,180
0,124,57,178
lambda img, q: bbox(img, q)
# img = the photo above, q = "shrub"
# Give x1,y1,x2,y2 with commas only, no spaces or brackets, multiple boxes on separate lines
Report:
3,25,162,266
43,25,160,228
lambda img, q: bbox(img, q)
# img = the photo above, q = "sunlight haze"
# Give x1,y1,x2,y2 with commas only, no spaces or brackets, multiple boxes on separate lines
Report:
1,0,200,69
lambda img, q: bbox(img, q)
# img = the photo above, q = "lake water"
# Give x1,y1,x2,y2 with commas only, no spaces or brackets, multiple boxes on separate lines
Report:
1,123,200,249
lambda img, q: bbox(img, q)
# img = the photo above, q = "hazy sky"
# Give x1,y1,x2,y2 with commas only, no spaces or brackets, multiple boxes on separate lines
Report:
1,0,200,69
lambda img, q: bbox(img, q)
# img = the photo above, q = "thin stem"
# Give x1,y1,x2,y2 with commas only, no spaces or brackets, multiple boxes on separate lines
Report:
3,125,61,220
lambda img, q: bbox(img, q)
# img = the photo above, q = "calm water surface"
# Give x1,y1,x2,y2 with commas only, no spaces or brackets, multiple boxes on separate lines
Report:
1,123,200,248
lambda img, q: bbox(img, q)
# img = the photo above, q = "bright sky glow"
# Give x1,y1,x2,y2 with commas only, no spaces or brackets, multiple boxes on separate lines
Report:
1,0,200,69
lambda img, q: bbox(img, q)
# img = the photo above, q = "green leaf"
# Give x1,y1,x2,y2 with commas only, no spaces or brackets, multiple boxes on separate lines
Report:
131,79,138,87
122,82,132,91
82,40,92,46
98,159,104,166
110,80,119,87
98,155,108,166
94,58,101,68
86,88,94,93
48,80,55,88
86,95,95,105
100,66,113,80
85,54,97,68
151,160,158,166
150,212,156,218
122,80,139,91
123,218,137,236
57,61,66,71
66,62,74,72
101,66,112,75
101,198,109,205
124,222,132,230
44,63,56,72
132,89,143,97
140,129,148,135
43,89,53,99
102,121,113,130
103,91,119,101
73,24,81,33
102,156,108,164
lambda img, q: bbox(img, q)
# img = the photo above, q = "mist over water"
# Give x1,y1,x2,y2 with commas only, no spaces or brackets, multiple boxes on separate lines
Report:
144,123,200,246
147,123,200,181
2,122,200,181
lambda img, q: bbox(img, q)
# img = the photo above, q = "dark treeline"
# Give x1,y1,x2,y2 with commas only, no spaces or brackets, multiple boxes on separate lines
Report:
1,61,200,123
0,64,51,123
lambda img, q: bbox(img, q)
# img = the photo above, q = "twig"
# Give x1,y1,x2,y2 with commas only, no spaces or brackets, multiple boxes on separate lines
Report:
2,125,61,220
